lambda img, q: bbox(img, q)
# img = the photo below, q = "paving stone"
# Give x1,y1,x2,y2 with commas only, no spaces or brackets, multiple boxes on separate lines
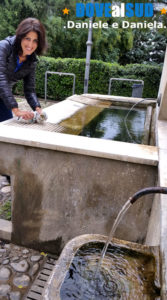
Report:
13,246,20,251
11,260,29,273
4,244,11,250
22,249,29,254
29,263,40,277
1,180,10,187
30,255,42,262
13,274,30,287
0,249,6,253
0,236,48,299
0,267,11,280
1,186,11,193
11,256,20,262
0,284,11,296
2,259,10,265
9,291,21,300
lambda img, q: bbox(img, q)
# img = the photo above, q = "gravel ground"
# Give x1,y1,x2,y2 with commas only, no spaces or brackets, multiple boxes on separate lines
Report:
16,96,57,111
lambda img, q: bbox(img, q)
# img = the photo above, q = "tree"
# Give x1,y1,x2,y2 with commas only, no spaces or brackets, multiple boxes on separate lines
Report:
0,0,166,65
123,29,167,65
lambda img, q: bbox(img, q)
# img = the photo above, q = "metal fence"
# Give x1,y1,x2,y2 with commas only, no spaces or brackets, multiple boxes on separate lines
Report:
108,78,144,98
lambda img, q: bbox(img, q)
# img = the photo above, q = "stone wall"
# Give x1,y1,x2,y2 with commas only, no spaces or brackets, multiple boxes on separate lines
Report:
0,141,157,254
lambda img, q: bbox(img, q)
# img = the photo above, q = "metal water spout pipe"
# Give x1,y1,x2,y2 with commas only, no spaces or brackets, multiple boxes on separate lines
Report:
99,186,167,268
129,187,167,204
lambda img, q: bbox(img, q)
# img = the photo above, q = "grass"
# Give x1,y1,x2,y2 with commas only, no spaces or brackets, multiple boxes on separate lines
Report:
0,200,11,220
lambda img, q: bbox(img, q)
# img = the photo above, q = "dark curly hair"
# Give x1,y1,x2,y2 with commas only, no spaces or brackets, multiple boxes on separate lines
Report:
15,18,47,56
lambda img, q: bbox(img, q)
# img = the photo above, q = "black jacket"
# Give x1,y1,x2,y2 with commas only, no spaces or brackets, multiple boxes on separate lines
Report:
0,36,41,110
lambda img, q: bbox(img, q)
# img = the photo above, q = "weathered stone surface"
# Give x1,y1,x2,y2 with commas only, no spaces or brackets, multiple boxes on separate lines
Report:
10,291,21,300
29,263,39,277
11,260,29,273
0,284,11,295
13,275,30,287
0,117,158,251
30,255,41,262
0,267,11,280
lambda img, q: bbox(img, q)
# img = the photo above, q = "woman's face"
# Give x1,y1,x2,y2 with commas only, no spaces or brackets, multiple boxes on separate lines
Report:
21,31,38,56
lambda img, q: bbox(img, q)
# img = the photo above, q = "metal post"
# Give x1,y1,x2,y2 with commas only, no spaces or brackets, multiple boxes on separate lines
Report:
83,0,94,94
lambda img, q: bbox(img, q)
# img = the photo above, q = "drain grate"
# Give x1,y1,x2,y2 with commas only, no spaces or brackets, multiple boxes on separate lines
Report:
5,119,67,133
25,256,57,300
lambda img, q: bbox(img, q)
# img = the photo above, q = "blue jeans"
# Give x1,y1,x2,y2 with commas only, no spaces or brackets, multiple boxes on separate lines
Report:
0,100,13,122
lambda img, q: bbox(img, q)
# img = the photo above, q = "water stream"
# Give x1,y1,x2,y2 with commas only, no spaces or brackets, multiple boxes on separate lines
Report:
60,187,167,299
95,200,132,278
60,196,160,299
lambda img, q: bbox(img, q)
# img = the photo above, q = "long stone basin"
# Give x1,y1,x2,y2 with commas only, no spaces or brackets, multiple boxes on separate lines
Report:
1,94,167,297
43,234,160,300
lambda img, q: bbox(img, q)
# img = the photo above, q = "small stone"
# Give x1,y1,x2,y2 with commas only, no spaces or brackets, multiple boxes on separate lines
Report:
13,246,20,251
4,244,11,250
13,275,30,287
11,256,20,262
1,181,10,187
0,267,11,280
0,284,11,296
30,255,41,262
11,260,29,273
29,263,39,277
0,249,6,253
10,291,21,300
2,259,10,265
22,249,29,254
23,255,28,259
1,186,11,193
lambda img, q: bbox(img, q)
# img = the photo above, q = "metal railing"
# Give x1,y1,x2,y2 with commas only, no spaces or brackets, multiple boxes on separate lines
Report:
108,78,144,97
45,71,76,103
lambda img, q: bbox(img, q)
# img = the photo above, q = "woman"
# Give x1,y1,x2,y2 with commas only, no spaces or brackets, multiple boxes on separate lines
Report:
0,18,47,122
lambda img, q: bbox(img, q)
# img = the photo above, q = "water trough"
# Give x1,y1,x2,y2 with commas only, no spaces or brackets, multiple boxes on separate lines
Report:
0,50,167,298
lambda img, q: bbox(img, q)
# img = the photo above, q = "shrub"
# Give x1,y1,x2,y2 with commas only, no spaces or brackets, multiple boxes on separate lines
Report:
14,57,162,101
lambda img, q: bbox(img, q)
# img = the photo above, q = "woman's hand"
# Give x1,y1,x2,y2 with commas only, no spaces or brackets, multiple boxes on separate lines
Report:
35,107,42,115
12,108,34,120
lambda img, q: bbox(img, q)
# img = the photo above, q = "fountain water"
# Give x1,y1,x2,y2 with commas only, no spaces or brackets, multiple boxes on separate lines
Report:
85,187,167,299
52,187,166,300
98,187,167,270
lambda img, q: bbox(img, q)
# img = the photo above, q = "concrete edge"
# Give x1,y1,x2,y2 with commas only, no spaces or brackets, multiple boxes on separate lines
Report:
0,125,158,166
0,218,12,241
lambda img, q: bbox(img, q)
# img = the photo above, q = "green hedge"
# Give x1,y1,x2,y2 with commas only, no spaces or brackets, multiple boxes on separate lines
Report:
14,57,162,100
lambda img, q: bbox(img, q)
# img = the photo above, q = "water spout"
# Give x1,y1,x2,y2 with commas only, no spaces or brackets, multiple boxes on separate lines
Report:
129,186,167,204
97,186,167,275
